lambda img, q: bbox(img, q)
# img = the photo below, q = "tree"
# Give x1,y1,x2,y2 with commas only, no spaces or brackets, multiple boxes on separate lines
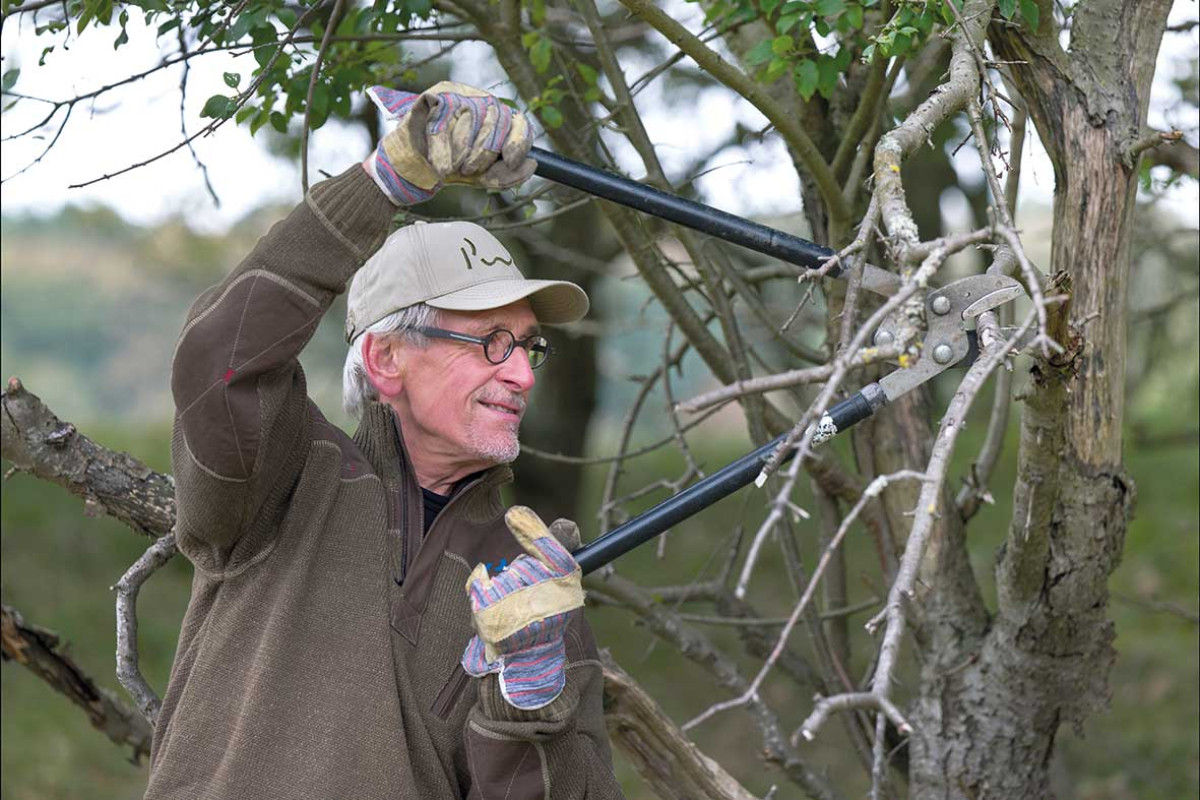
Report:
2,1,1197,798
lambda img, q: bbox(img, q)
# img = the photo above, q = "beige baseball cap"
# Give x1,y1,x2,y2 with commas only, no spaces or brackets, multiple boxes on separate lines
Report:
345,220,589,342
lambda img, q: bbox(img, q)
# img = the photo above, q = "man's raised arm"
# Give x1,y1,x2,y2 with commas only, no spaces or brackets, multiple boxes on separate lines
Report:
169,82,534,575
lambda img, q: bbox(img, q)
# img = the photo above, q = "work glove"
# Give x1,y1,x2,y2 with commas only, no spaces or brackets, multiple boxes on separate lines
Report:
363,82,536,205
461,506,585,711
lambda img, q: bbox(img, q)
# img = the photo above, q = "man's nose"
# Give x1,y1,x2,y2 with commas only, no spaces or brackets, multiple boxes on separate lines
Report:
497,346,536,392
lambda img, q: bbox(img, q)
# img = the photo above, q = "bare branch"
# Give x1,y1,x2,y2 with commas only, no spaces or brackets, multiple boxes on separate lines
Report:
1,602,153,760
114,533,179,724
599,650,759,800
301,0,347,193
1,377,175,539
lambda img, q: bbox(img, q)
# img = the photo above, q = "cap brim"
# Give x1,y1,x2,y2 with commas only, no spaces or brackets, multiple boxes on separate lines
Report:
425,278,589,325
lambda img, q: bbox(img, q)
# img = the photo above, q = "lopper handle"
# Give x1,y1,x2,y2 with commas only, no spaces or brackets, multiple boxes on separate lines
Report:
531,147,839,274
573,386,887,575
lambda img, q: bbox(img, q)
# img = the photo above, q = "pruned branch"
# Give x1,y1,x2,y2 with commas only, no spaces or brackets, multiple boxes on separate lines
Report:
600,650,758,800
1,377,175,539
1,602,153,761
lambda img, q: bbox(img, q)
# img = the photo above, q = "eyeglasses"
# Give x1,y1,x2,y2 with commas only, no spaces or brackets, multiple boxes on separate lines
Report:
412,326,552,369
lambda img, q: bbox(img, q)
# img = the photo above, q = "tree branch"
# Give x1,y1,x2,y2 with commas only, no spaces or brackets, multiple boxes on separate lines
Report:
600,651,758,800
1,602,153,760
1,378,175,539
615,0,850,230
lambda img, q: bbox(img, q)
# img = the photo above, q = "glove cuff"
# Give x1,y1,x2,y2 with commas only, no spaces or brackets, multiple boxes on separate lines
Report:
462,636,568,712
363,143,439,206
497,638,568,710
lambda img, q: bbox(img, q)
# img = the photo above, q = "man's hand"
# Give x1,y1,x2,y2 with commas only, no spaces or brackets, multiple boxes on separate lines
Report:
363,82,536,206
461,506,584,711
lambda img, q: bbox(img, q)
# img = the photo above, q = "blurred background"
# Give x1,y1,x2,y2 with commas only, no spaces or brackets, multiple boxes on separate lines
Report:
2,1,1197,798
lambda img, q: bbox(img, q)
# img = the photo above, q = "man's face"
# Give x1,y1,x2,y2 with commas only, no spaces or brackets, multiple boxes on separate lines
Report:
389,299,539,482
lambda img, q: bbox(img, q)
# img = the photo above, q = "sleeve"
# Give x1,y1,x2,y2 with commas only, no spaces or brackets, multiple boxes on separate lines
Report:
169,165,395,575
463,612,625,799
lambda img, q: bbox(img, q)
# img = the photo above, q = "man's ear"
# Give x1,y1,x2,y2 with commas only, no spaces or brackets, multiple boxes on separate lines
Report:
362,332,406,399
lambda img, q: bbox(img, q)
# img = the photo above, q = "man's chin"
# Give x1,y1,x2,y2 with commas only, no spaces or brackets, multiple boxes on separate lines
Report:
468,433,521,465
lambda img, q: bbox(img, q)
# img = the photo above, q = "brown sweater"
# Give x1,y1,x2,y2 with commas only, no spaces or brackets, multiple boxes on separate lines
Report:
147,166,623,799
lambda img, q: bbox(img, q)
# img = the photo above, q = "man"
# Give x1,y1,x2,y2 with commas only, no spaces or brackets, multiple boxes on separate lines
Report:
147,83,623,799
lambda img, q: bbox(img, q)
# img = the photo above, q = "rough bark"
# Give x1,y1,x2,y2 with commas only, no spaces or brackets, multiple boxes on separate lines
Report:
600,650,757,800
1,377,174,539
1,602,154,761
900,2,1173,796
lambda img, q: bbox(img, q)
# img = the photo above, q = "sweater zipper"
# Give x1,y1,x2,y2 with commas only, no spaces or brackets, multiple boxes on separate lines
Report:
431,664,470,720
396,484,409,585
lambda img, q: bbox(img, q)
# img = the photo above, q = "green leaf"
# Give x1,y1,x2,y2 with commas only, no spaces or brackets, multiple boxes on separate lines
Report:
223,72,242,89
771,35,794,56
235,104,256,124
540,105,563,128
815,0,842,17
251,25,278,69
277,7,297,28
1018,0,1039,30
113,28,128,48
817,55,840,97
891,32,912,55
834,45,853,70
794,59,819,100
156,18,181,38
531,38,552,73
576,63,598,86
250,107,271,135
845,3,864,28
763,57,789,83
2,68,19,92
745,39,775,67
777,12,803,33
270,111,289,133
200,94,237,120
761,0,782,14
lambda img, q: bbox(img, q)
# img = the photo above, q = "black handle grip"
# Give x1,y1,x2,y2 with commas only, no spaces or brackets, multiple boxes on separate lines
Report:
531,147,839,274
574,433,790,574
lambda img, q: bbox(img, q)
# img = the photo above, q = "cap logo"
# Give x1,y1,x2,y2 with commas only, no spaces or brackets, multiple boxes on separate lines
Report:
460,237,513,270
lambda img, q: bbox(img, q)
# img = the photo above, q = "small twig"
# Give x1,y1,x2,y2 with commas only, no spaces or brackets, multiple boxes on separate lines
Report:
680,597,881,627
686,470,926,730
797,692,912,743
302,0,347,193
1112,592,1200,624
677,341,903,414
179,25,219,207
1124,128,1185,167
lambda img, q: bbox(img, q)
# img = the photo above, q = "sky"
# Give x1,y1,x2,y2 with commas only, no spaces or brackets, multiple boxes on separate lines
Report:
0,2,1196,234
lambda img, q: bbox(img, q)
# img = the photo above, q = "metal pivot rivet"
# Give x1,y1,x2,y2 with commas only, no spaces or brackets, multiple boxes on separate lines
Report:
931,295,951,315
874,330,895,347
933,344,954,364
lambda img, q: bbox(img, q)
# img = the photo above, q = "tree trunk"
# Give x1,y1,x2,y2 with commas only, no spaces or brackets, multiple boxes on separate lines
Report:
905,2,1171,795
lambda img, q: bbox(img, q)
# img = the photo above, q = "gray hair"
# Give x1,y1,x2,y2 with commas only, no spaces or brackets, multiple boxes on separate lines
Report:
342,303,441,420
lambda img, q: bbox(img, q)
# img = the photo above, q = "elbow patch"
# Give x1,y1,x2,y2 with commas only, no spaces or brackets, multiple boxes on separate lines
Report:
172,271,322,479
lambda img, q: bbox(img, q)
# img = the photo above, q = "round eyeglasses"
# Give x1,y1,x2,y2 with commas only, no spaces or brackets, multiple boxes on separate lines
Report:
412,326,552,369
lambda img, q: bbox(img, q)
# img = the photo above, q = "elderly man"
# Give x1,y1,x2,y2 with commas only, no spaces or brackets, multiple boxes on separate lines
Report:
147,83,623,799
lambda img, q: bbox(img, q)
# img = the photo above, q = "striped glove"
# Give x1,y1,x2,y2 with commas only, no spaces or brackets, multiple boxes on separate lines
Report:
462,507,584,711
363,82,535,205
